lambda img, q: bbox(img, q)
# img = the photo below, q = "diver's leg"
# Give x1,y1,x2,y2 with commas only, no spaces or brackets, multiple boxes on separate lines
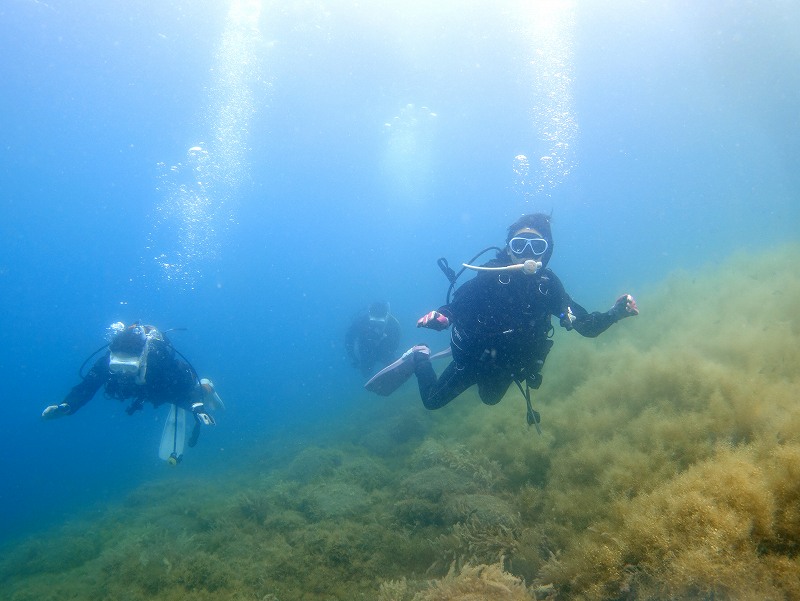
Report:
175,386,215,448
416,358,473,410
476,368,513,406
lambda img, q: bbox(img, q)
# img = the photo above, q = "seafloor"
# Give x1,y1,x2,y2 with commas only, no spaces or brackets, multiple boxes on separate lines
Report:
2,246,799,601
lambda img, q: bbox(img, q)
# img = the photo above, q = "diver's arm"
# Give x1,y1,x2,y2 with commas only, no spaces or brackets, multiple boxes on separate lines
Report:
60,354,110,414
561,296,637,338
542,271,619,338
436,305,455,323
567,303,618,338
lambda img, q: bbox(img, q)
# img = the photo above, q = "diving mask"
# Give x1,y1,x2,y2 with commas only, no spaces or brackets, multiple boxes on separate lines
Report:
109,351,145,374
108,323,154,383
508,235,548,257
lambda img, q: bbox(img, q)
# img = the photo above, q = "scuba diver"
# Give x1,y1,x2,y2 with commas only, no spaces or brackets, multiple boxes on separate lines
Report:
345,301,402,377
366,213,638,431
41,321,224,464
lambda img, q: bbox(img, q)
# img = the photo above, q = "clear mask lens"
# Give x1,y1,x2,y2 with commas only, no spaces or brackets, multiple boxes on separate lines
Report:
109,352,143,374
509,236,548,256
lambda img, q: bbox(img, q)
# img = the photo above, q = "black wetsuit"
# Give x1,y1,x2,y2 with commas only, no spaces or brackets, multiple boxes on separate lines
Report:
415,257,620,409
62,338,199,416
345,311,402,376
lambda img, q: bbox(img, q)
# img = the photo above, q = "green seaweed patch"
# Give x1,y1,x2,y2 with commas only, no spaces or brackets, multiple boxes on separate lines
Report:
300,480,372,519
286,445,343,483
3,245,800,601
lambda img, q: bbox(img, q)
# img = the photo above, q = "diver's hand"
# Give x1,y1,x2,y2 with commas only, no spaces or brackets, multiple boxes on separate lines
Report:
417,310,450,331
196,412,215,426
611,294,639,321
42,403,70,420
191,403,216,426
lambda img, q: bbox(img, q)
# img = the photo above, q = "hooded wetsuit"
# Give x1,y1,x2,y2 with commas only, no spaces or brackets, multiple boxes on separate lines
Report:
345,310,402,376
415,255,620,410
61,337,198,415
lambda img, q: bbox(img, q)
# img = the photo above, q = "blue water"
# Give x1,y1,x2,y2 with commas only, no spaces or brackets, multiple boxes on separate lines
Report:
0,0,797,543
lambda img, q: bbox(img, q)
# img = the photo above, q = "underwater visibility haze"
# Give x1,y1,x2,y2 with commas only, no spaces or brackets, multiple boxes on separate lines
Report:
1,1,799,599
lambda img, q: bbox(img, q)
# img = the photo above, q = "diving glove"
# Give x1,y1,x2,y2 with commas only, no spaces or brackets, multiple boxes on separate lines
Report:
42,403,70,419
610,294,639,321
191,403,216,426
417,310,450,331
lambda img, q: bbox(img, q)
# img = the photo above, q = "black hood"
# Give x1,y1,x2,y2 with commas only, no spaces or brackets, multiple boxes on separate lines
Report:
109,328,147,355
505,213,554,268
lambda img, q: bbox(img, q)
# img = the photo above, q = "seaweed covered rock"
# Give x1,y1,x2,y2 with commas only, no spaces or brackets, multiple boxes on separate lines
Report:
286,446,343,483
302,481,372,519
335,455,393,491
360,411,429,456
401,466,475,502
393,443,508,529
411,439,505,491
378,563,535,601
442,493,519,529
423,562,535,601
